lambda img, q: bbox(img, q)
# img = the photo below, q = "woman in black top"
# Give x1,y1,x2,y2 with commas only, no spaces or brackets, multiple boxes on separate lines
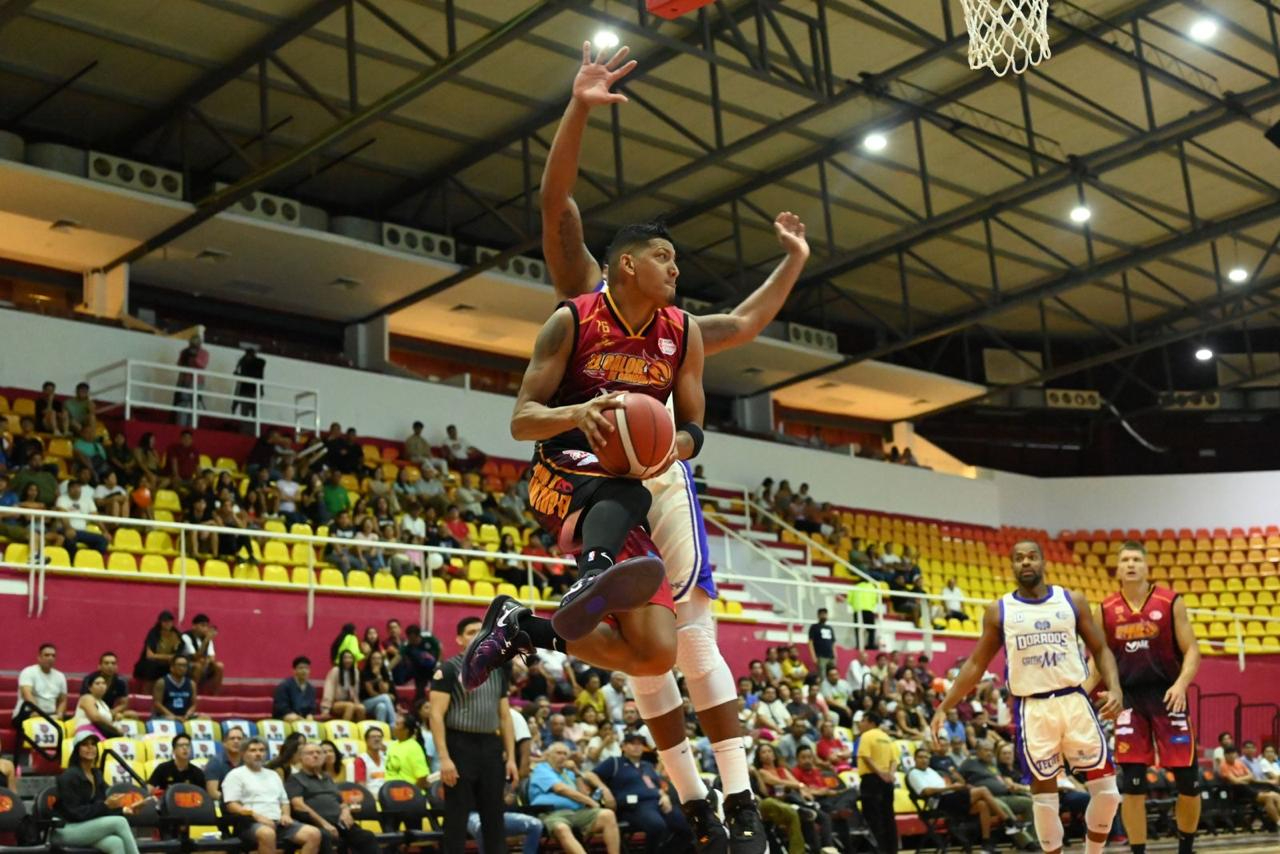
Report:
133,610,182,682
359,650,396,725
53,732,141,854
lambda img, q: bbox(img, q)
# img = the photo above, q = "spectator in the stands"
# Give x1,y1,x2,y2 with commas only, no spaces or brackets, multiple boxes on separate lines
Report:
12,451,58,506
321,650,365,722
575,673,607,717
288,742,379,854
150,733,207,791
133,610,182,683
232,347,266,418
273,656,318,722
173,334,209,426
222,737,324,854
753,684,791,735
54,481,110,553
440,504,473,549
94,470,129,519
106,432,136,483
455,475,494,524
895,690,930,741
152,653,198,722
322,469,351,516
205,726,246,799
180,614,223,695
906,747,1001,849
352,726,388,796
82,651,135,720
617,703,653,747
601,671,629,725
961,740,1035,842
52,732,142,854
166,430,201,494
130,432,165,488
753,743,838,854
385,712,430,788
403,421,435,470
496,482,527,527
398,624,437,701
325,510,364,575
10,417,44,468
808,608,837,678
35,381,71,436
529,742,621,854
71,672,121,739
594,733,692,854
72,424,110,483
442,424,484,472
940,577,968,622
359,650,397,725
1260,745,1280,784
14,642,66,732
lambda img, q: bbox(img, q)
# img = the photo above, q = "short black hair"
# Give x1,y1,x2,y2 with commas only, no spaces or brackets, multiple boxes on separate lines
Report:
817,607,828,615
99,651,117,661
180,429,193,437
457,616,481,635
1224,744,1238,755
412,421,423,430
192,614,210,625
605,221,673,271
39,642,56,653
862,711,882,725
172,733,192,748
796,744,814,756
292,655,311,668
172,653,190,665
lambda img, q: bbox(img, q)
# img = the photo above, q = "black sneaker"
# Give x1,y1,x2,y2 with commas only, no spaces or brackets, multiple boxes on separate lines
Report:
722,790,767,854
681,789,729,853
461,595,533,690
550,555,665,641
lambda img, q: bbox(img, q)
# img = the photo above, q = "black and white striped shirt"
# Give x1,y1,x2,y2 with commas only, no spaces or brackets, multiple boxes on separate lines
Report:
432,655,509,734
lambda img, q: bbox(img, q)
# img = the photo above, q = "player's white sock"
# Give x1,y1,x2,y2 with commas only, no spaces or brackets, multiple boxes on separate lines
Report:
712,737,752,795
1084,775,1122,854
658,740,708,803
1031,792,1063,853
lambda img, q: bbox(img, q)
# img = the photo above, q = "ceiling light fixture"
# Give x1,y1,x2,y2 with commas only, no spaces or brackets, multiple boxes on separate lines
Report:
1228,266,1249,283
1189,18,1218,41
1069,205,1092,224
592,29,619,50
862,132,888,152
49,218,82,233
1195,346,1214,362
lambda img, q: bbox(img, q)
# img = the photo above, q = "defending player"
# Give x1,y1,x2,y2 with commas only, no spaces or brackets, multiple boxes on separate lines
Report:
531,44,811,852
931,541,1125,854
1087,541,1201,854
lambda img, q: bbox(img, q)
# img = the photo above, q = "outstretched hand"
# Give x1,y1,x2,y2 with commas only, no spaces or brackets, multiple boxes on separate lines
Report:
574,42,637,108
774,211,809,258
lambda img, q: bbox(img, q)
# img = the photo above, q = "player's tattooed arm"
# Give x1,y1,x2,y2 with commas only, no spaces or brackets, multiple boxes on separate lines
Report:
693,212,810,356
931,601,1003,746
1071,588,1123,719
1164,596,1200,714
511,307,621,448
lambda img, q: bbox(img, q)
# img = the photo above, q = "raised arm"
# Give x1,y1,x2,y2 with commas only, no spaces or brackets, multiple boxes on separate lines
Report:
695,212,810,356
543,42,636,300
1165,596,1200,714
931,601,1003,745
1071,588,1123,719
511,307,621,450
670,317,706,464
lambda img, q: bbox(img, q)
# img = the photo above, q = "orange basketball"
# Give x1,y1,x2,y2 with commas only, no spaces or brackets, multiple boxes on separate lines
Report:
132,486,152,509
597,393,676,479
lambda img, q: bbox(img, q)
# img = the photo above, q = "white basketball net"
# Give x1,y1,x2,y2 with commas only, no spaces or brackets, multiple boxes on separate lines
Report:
960,0,1051,77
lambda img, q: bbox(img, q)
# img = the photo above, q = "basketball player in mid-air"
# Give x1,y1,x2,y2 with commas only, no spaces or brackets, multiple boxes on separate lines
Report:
1086,541,1201,854
469,43,811,853
932,541,1125,854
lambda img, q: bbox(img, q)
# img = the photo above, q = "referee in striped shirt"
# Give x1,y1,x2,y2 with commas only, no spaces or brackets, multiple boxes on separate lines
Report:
429,616,518,854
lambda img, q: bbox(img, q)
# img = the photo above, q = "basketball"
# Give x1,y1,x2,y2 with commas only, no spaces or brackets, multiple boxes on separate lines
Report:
596,393,676,479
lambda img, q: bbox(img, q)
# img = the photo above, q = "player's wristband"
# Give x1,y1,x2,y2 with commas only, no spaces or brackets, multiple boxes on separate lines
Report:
680,422,705,457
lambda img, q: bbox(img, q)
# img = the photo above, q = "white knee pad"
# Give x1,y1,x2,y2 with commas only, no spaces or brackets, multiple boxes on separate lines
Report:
1085,775,1122,834
1031,792,1063,853
674,597,736,710
630,671,683,721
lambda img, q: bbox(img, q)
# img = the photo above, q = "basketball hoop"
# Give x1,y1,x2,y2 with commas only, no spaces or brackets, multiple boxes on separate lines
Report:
960,0,1051,77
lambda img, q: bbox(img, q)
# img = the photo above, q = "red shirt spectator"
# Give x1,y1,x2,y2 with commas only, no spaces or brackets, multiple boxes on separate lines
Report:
443,506,469,544
177,336,210,389
167,431,201,481
792,763,827,789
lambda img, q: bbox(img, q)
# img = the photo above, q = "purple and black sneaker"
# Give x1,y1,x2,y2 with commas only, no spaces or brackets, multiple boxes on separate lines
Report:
550,555,665,641
461,594,533,691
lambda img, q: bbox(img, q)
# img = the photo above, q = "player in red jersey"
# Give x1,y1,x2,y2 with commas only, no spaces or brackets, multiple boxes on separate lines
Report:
1088,541,1201,854
462,220,704,686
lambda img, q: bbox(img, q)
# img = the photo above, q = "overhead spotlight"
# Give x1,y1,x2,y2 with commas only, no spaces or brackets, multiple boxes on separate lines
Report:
1195,346,1214,362
862,132,888,152
1069,205,1092,224
1189,18,1218,41
592,29,619,50
1228,266,1249,283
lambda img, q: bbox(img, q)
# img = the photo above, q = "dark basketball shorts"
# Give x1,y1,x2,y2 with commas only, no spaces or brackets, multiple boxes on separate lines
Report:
1113,692,1197,768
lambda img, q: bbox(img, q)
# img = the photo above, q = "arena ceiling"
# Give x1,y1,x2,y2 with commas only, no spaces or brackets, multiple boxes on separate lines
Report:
1,0,1279,419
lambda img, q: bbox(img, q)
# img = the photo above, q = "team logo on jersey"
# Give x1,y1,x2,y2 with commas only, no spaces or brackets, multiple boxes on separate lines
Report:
1014,630,1071,650
1115,620,1159,641
584,351,674,388
1124,640,1150,653
1149,610,1163,620
658,337,676,355
1116,741,1130,754
529,463,573,520
1034,619,1051,630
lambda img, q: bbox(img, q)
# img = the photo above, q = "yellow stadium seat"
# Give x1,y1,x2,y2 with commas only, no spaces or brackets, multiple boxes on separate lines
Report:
372,572,396,591
263,541,292,565
233,563,260,582
203,559,231,579
399,575,422,593
140,555,170,575
170,557,200,577
726,601,744,615
263,520,286,534
214,456,240,473
429,577,447,596
711,599,726,614
478,524,500,545
291,543,316,566
467,559,498,583
496,582,519,599
107,552,137,572
290,523,314,537
113,528,144,553
143,531,176,555
291,567,313,586
319,568,346,587
1263,636,1280,651
473,581,495,599
362,444,381,463
262,564,289,585
154,490,181,513
346,570,372,589
74,549,105,570
46,437,73,459
448,579,471,597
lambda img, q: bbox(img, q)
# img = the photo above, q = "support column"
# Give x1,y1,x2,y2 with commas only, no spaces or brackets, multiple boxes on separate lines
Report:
733,391,773,433
344,314,389,370
81,264,129,319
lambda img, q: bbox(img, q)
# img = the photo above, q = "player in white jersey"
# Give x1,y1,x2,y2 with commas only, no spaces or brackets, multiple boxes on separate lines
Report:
931,541,1125,854
536,44,811,853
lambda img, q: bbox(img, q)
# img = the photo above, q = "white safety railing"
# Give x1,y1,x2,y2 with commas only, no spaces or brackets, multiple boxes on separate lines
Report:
84,359,321,437
1,506,570,636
